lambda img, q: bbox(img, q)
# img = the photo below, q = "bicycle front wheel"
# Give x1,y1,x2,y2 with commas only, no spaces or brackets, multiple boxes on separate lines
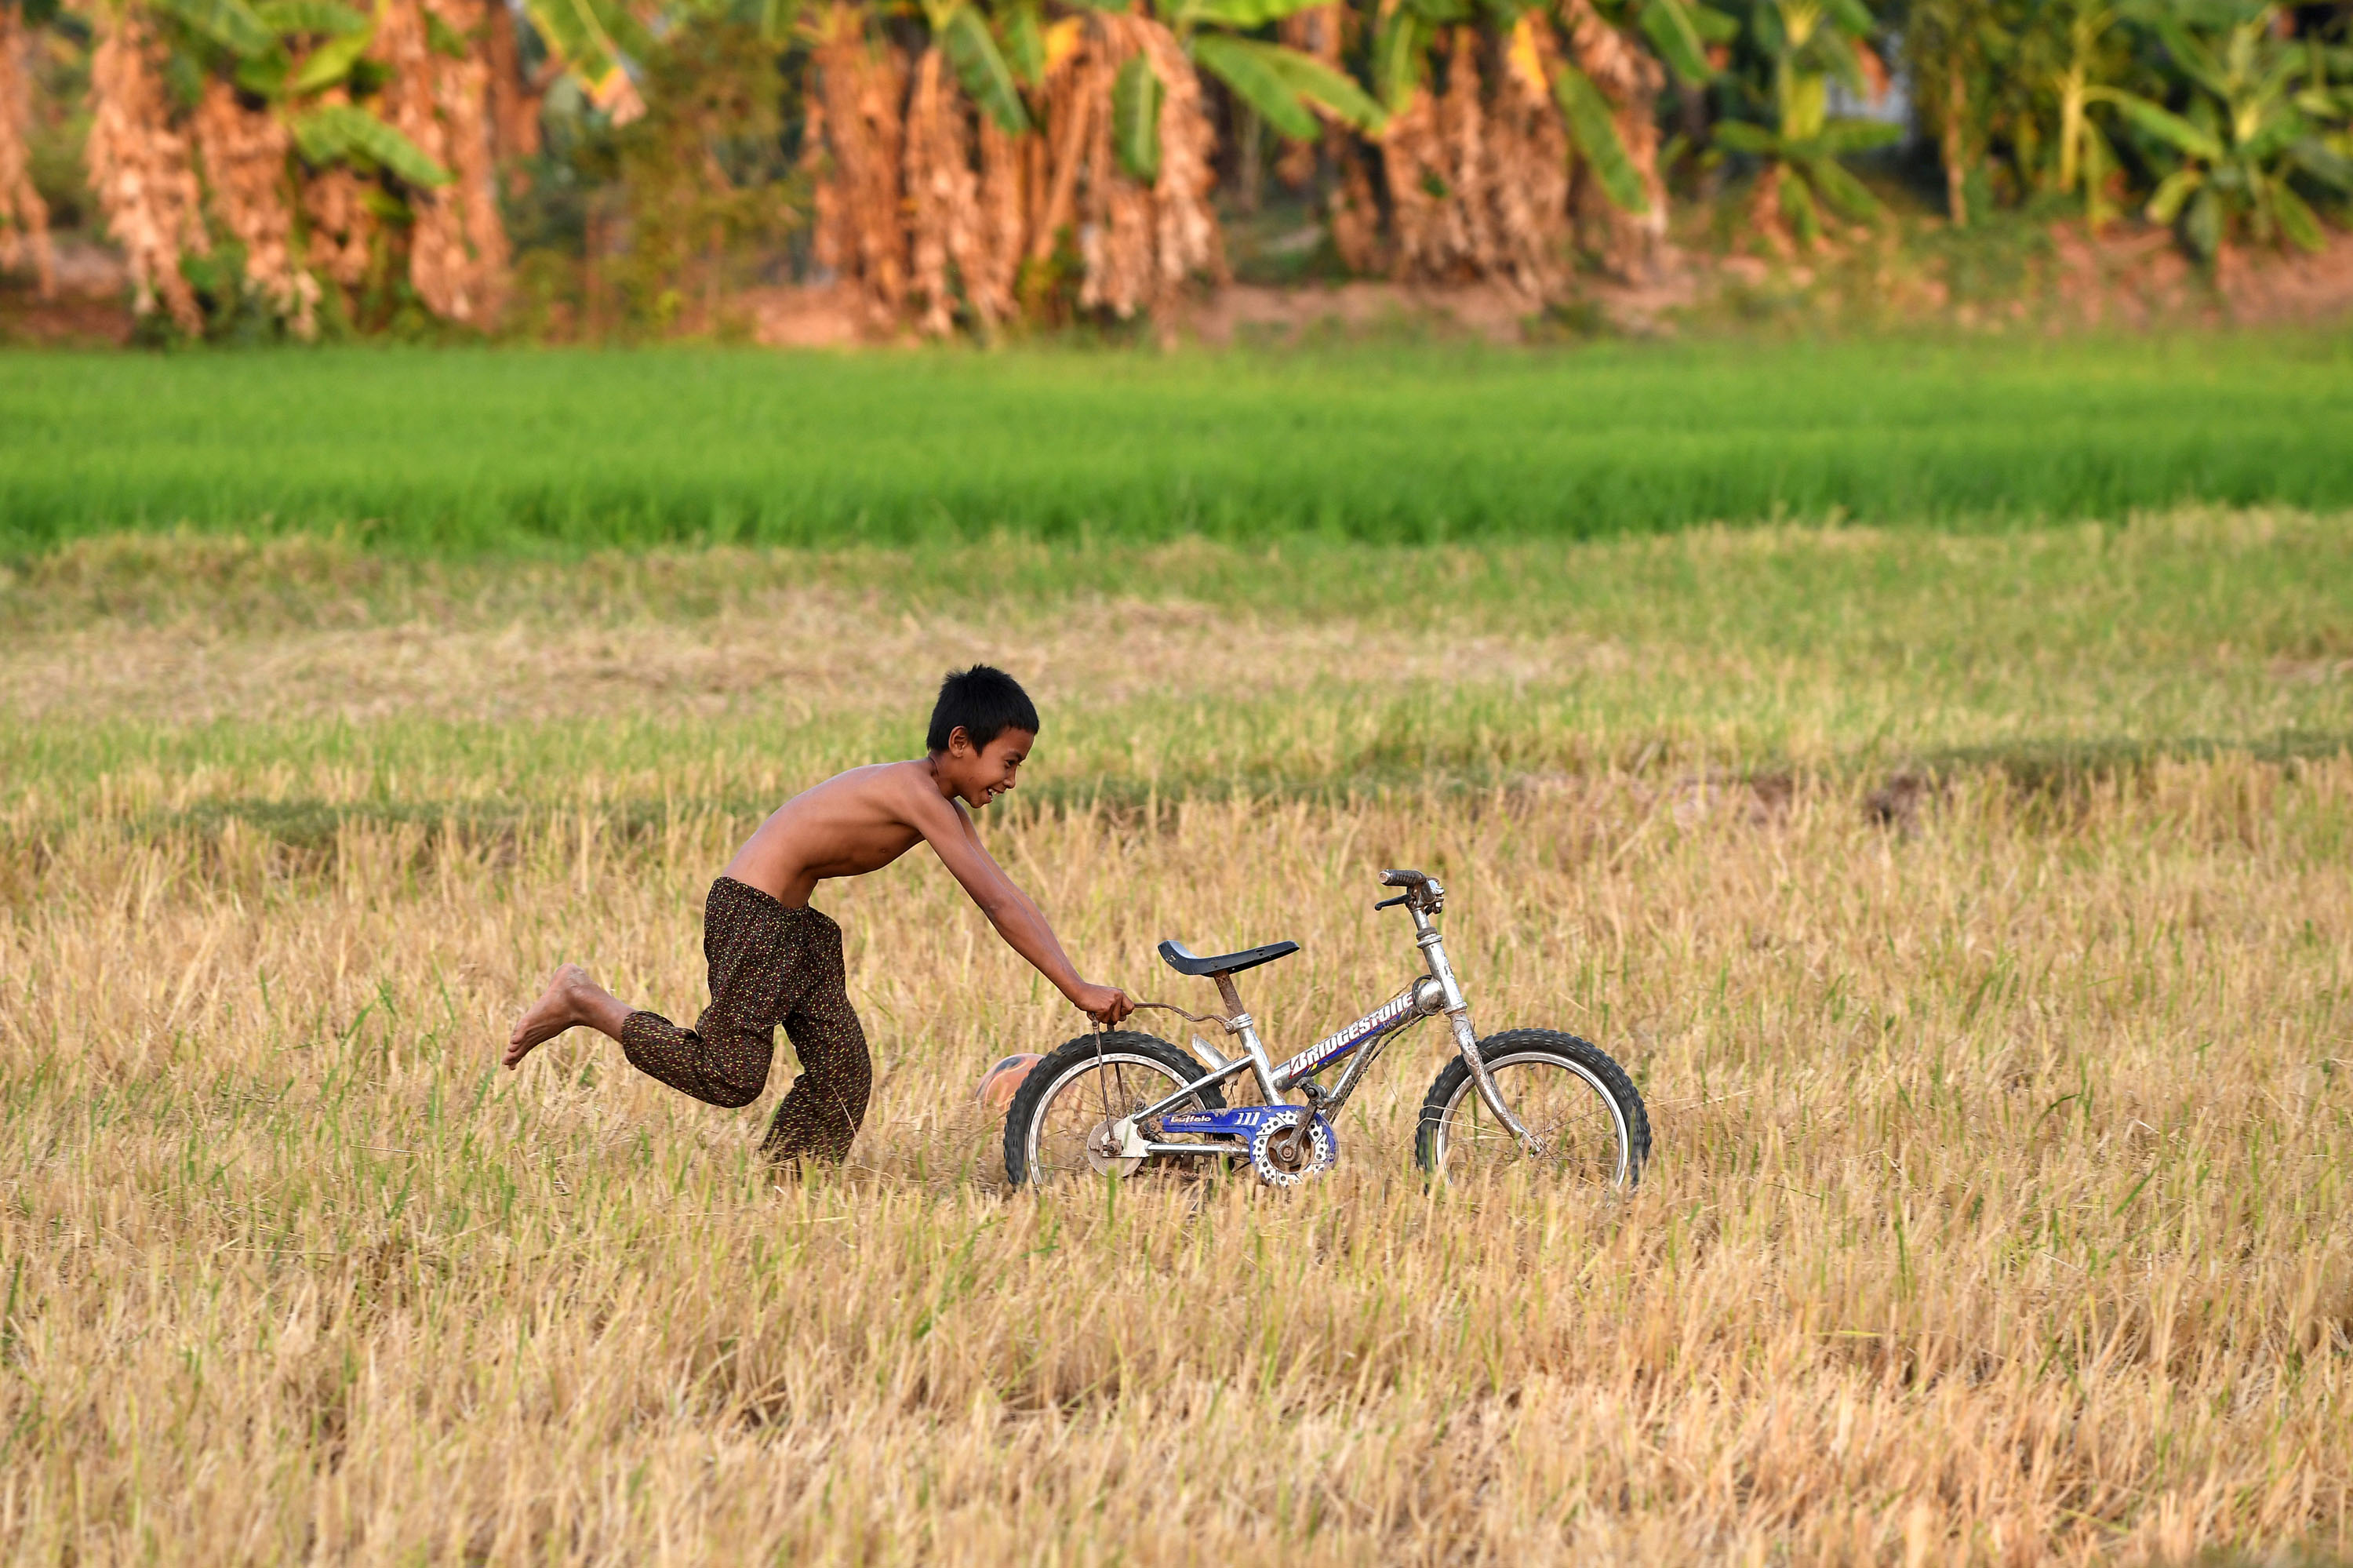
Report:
1003,1031,1229,1187
1414,1029,1649,1187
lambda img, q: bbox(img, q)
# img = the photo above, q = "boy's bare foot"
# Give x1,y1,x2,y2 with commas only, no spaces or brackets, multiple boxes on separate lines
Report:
506,964,620,1068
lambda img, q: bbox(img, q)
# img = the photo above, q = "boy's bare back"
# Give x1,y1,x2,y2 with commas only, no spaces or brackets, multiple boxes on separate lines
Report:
720,757,1006,911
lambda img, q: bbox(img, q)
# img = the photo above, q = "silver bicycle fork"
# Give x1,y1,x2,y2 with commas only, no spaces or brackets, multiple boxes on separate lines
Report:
1409,901,1547,1158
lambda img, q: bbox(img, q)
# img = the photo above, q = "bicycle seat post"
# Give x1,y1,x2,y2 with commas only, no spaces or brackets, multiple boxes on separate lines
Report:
1212,971,1286,1106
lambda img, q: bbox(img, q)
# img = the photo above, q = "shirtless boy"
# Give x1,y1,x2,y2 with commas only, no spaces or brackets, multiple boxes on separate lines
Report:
504,665,1134,1167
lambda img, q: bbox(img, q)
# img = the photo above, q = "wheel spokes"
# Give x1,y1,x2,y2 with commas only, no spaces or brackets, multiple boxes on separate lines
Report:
1028,1056,1211,1182
1442,1060,1627,1185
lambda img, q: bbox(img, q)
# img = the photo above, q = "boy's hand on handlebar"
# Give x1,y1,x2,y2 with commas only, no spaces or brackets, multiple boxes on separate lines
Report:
1072,982,1133,1025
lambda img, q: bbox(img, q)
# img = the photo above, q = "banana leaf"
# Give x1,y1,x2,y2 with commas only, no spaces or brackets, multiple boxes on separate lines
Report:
1711,118,1780,154
942,6,1029,133
2149,15,2231,102
1553,64,1648,213
293,102,453,187
234,49,289,94
285,23,373,94
153,0,277,57
2144,165,2203,220
1258,39,1386,129
1180,0,1323,25
1802,152,1881,220
1817,29,1870,95
1111,51,1162,182
1636,0,1711,85
524,0,621,85
1690,3,1739,41
1821,0,1875,38
1002,0,1046,89
756,0,798,43
2289,136,2353,190
253,0,366,34
424,9,467,58
1783,164,1820,243
1191,34,1318,140
2099,88,2226,162
1372,8,1423,113
2271,178,2325,250
530,0,655,89
1806,117,1901,155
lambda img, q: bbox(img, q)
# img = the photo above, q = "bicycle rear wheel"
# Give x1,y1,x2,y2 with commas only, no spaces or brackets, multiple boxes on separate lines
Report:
1414,1029,1649,1187
1003,1031,1229,1187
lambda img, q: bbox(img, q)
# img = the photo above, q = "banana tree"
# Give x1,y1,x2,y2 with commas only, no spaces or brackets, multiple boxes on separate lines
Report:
144,0,452,182
1369,0,1670,212
2038,0,2133,216
79,0,501,334
1711,0,1898,246
519,0,650,122
2095,0,2352,256
1358,0,1676,287
1115,0,1385,184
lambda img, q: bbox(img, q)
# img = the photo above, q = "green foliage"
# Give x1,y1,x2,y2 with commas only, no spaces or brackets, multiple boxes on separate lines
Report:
1637,0,1733,86
1170,0,1322,26
605,16,799,333
1191,34,1319,139
1554,64,1649,212
291,103,453,187
1253,38,1385,129
940,5,1031,131
1111,52,1162,180
4,337,2352,555
2087,0,2353,257
1710,0,1898,238
150,0,276,57
1371,5,1424,110
282,23,373,94
249,0,367,35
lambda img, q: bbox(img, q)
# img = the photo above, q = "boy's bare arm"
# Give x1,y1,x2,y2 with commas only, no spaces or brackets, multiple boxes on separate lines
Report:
901,780,1132,1023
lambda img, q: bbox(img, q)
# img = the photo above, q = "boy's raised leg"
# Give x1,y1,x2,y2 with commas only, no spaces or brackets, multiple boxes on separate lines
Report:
506,964,637,1068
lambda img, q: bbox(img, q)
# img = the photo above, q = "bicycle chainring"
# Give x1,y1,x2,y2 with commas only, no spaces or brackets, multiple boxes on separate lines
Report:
1249,1109,1336,1188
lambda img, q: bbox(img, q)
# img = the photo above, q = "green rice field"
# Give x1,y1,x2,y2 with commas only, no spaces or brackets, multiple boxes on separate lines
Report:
5,333,2353,552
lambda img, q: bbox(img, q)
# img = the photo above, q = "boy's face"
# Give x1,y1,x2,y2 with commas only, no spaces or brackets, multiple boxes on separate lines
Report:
942,727,1035,808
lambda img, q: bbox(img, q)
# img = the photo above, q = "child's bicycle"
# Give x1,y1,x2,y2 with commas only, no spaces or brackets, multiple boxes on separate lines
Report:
1003,869,1650,1188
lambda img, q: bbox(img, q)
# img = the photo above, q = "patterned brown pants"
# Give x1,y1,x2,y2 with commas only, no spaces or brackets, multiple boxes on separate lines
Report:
620,877,872,1166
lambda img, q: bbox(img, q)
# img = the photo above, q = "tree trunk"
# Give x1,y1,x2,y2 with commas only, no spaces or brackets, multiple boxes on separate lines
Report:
0,4,55,299
1237,103,1260,214
85,7,208,332
1559,0,1668,279
1944,59,1967,225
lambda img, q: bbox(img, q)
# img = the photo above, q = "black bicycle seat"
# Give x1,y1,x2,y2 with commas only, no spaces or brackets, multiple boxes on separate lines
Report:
1157,938,1300,978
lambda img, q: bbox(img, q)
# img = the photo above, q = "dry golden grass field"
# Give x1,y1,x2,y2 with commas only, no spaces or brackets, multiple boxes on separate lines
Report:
3,515,2351,1565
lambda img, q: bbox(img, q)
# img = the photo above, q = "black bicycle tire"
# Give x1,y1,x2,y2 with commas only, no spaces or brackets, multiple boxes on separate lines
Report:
1002,1031,1229,1187
1413,1029,1651,1185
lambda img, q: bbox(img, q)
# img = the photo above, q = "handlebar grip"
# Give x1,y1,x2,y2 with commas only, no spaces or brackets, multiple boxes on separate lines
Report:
1379,868,1429,888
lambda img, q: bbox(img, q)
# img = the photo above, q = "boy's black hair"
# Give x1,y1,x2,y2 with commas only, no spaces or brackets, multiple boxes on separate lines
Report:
927,665,1040,754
